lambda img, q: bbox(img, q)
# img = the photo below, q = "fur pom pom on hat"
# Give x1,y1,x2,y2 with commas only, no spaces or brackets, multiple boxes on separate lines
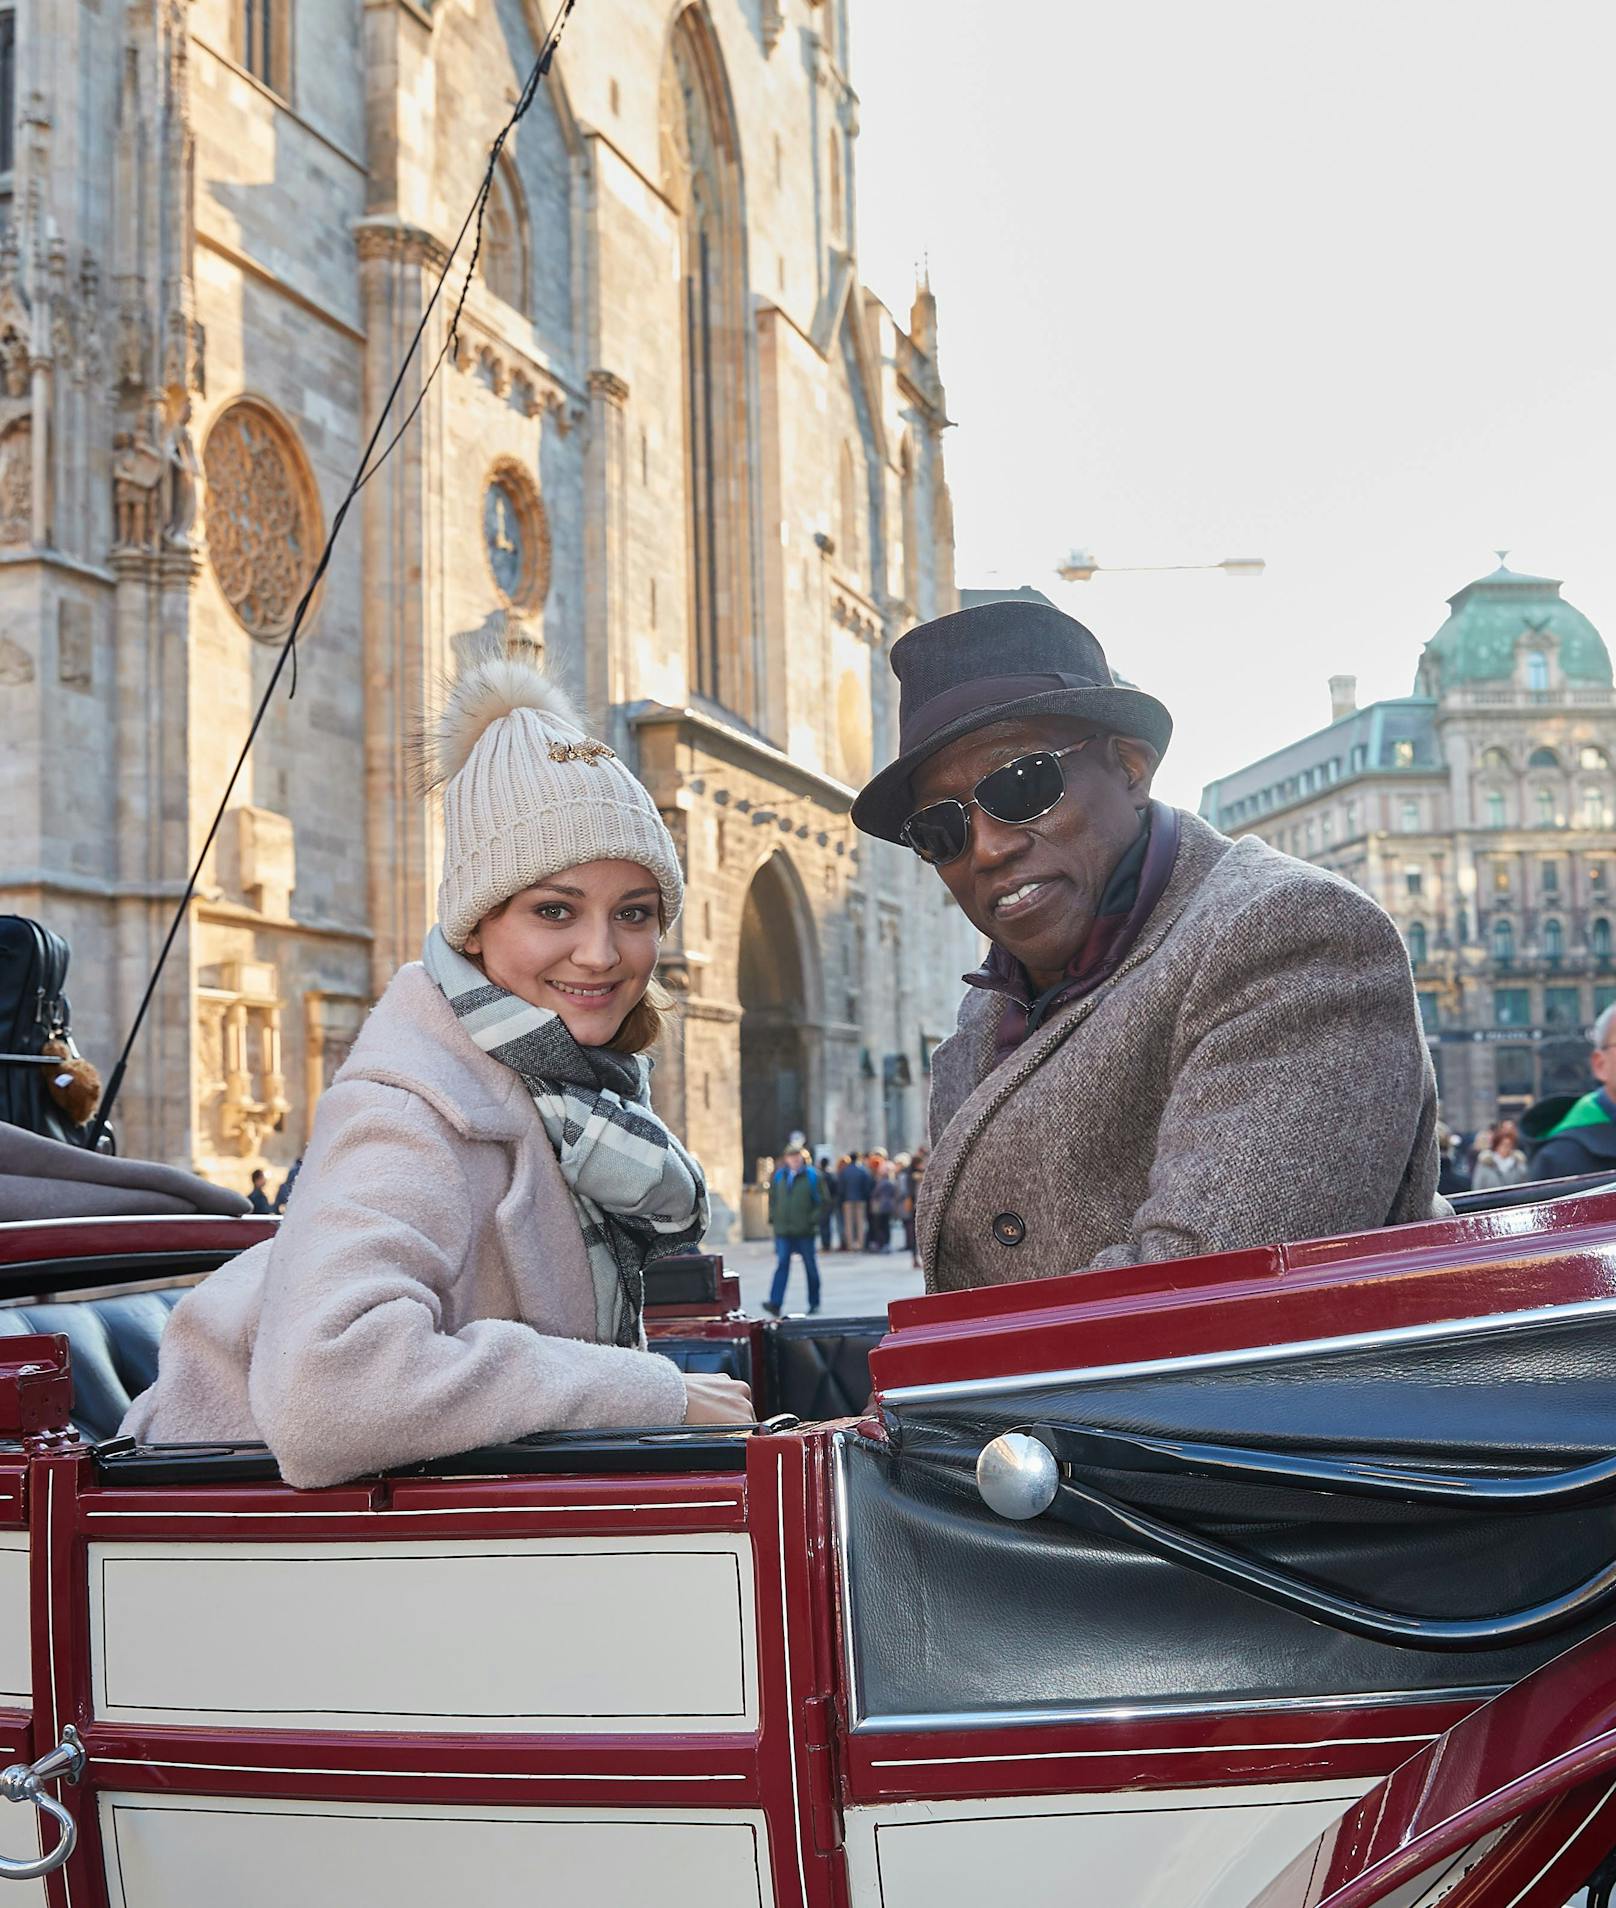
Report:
424,645,685,949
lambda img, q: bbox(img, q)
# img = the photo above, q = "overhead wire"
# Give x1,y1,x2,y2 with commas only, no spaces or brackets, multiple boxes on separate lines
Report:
87,0,580,1147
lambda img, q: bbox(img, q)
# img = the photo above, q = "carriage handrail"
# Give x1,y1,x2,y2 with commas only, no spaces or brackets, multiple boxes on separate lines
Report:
0,1727,84,1883
966,1428,1616,1652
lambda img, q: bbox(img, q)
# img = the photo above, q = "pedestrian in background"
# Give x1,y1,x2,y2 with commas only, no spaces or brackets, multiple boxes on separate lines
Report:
868,1154,898,1253
1435,1126,1470,1199
899,1147,927,1264
763,1142,826,1316
1472,1121,1529,1191
273,1156,302,1213
817,1153,840,1251
838,1150,872,1251
247,1168,273,1216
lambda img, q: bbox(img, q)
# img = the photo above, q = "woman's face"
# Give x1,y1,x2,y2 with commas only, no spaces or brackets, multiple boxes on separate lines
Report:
463,859,662,1046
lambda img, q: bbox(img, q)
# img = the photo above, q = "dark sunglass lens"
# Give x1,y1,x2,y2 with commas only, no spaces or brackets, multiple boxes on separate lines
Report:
976,752,1065,825
902,801,969,864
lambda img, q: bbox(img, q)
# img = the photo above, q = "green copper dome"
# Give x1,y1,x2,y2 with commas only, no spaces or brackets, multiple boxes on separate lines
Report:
1416,564,1611,690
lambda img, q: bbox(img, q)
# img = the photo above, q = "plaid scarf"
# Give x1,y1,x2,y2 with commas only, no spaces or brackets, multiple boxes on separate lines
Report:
422,927,707,1347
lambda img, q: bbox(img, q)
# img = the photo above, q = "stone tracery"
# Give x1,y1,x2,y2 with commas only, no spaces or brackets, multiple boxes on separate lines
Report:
203,399,319,638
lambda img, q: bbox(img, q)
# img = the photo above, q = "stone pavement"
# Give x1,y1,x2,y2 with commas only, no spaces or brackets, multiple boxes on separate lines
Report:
720,1236,925,1321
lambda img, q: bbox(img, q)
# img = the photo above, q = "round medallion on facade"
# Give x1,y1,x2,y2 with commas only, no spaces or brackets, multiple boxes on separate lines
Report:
482,463,551,612
203,400,321,641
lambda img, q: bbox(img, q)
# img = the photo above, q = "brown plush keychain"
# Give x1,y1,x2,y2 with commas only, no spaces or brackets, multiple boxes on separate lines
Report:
41,1038,103,1126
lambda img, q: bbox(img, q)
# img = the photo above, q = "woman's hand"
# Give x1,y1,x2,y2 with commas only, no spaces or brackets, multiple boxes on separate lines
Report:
682,1372,754,1424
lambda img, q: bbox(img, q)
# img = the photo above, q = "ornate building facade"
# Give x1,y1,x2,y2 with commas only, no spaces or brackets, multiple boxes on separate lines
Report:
1200,563,1616,1133
0,0,976,1233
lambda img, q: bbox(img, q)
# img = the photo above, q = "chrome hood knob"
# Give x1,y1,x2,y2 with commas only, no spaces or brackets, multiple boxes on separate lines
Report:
976,1431,1060,1521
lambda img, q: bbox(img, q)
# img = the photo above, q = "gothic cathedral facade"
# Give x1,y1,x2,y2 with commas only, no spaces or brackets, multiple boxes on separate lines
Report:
0,0,976,1232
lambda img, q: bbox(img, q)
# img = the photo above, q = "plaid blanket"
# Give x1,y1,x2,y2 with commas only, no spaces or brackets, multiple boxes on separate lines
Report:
422,927,707,1346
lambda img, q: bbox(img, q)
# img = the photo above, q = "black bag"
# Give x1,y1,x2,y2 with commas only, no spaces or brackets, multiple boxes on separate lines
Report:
0,917,101,1149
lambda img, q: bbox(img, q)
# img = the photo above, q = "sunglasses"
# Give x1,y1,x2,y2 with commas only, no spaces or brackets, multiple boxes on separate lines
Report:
899,739,1095,866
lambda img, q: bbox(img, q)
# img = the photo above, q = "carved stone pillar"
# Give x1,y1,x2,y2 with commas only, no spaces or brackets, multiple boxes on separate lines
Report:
584,367,630,748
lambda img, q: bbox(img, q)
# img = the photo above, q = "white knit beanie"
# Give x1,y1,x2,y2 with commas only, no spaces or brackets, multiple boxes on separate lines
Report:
425,647,685,950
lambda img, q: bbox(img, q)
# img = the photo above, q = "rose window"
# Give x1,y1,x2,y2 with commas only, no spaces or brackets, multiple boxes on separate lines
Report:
204,402,321,639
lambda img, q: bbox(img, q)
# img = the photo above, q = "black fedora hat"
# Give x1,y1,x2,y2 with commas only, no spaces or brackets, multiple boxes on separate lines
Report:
850,600,1172,844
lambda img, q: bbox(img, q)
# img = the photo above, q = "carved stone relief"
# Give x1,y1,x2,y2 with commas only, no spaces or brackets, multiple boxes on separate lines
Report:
0,421,31,545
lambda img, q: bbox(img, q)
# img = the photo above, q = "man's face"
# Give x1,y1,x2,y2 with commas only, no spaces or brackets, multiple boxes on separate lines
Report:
908,713,1157,990
1592,1036,1616,1088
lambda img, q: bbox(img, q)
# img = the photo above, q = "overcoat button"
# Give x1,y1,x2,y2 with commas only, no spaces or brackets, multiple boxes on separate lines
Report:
992,1212,1026,1247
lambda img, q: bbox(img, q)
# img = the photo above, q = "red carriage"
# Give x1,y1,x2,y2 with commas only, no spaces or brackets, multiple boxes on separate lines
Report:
0,1179,1610,1905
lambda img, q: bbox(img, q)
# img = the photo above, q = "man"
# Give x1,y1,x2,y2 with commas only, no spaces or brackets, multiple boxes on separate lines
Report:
837,1150,872,1252
762,1143,826,1316
247,1168,273,1216
1521,1006,1616,1181
817,1153,840,1250
850,599,1443,1293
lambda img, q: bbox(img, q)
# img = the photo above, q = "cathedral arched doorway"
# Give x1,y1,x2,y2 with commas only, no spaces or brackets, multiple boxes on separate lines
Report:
738,853,817,1185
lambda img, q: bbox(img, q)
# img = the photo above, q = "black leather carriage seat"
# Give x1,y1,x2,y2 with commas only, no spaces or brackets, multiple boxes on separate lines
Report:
0,1288,186,1442
767,1316,885,1420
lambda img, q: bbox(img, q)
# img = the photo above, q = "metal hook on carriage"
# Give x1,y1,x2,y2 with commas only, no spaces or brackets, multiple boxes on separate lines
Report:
0,1726,85,1881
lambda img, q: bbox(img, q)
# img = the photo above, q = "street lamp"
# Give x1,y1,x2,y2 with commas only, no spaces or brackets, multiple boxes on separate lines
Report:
1057,549,1266,582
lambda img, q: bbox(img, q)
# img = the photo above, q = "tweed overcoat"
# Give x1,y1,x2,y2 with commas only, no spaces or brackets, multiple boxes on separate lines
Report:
120,963,688,1486
919,810,1443,1291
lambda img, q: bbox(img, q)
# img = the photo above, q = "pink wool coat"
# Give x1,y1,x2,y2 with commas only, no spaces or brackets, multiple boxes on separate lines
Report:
120,963,689,1487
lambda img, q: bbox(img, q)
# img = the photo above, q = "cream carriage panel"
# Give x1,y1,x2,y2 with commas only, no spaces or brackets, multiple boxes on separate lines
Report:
88,1536,756,1733
97,1794,775,1908
0,1535,29,1706
842,1780,1373,1908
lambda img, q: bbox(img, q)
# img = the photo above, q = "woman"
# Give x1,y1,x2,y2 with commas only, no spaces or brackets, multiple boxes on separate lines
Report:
1472,1119,1530,1191
868,1156,898,1252
121,650,751,1486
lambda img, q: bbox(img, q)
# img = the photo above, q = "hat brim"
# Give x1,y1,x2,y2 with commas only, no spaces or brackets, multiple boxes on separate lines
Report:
850,684,1174,844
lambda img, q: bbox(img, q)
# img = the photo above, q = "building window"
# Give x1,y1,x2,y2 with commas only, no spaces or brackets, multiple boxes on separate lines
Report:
1400,798,1419,832
0,12,13,178
1481,746,1512,770
1584,786,1606,828
1528,746,1560,769
1493,984,1529,1026
203,399,321,640
1321,812,1334,845
1595,917,1614,962
1545,985,1581,1027
1544,917,1564,962
663,6,756,719
1581,746,1610,771
1350,743,1367,772
1492,917,1515,965
1486,789,1506,828
1406,922,1428,966
1597,985,1616,1019
1417,990,1440,1034
1497,1046,1536,1101
1536,787,1556,827
1527,650,1549,693
1343,798,1357,836
479,156,529,315
1393,739,1415,768
1591,862,1607,893
1306,820,1317,854
1542,860,1560,893
237,0,290,95
1404,865,1422,896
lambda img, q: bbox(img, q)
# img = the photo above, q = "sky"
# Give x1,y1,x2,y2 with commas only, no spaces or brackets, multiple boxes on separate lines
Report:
852,0,1616,811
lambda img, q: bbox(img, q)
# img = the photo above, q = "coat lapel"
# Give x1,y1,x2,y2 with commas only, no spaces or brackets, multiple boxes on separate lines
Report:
919,811,1232,1282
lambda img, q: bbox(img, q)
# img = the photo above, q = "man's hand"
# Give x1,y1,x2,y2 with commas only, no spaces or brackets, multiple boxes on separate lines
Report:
683,1372,754,1424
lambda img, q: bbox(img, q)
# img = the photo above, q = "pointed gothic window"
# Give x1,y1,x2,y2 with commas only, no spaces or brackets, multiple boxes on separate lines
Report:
480,157,529,316
662,8,755,718
237,0,290,96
